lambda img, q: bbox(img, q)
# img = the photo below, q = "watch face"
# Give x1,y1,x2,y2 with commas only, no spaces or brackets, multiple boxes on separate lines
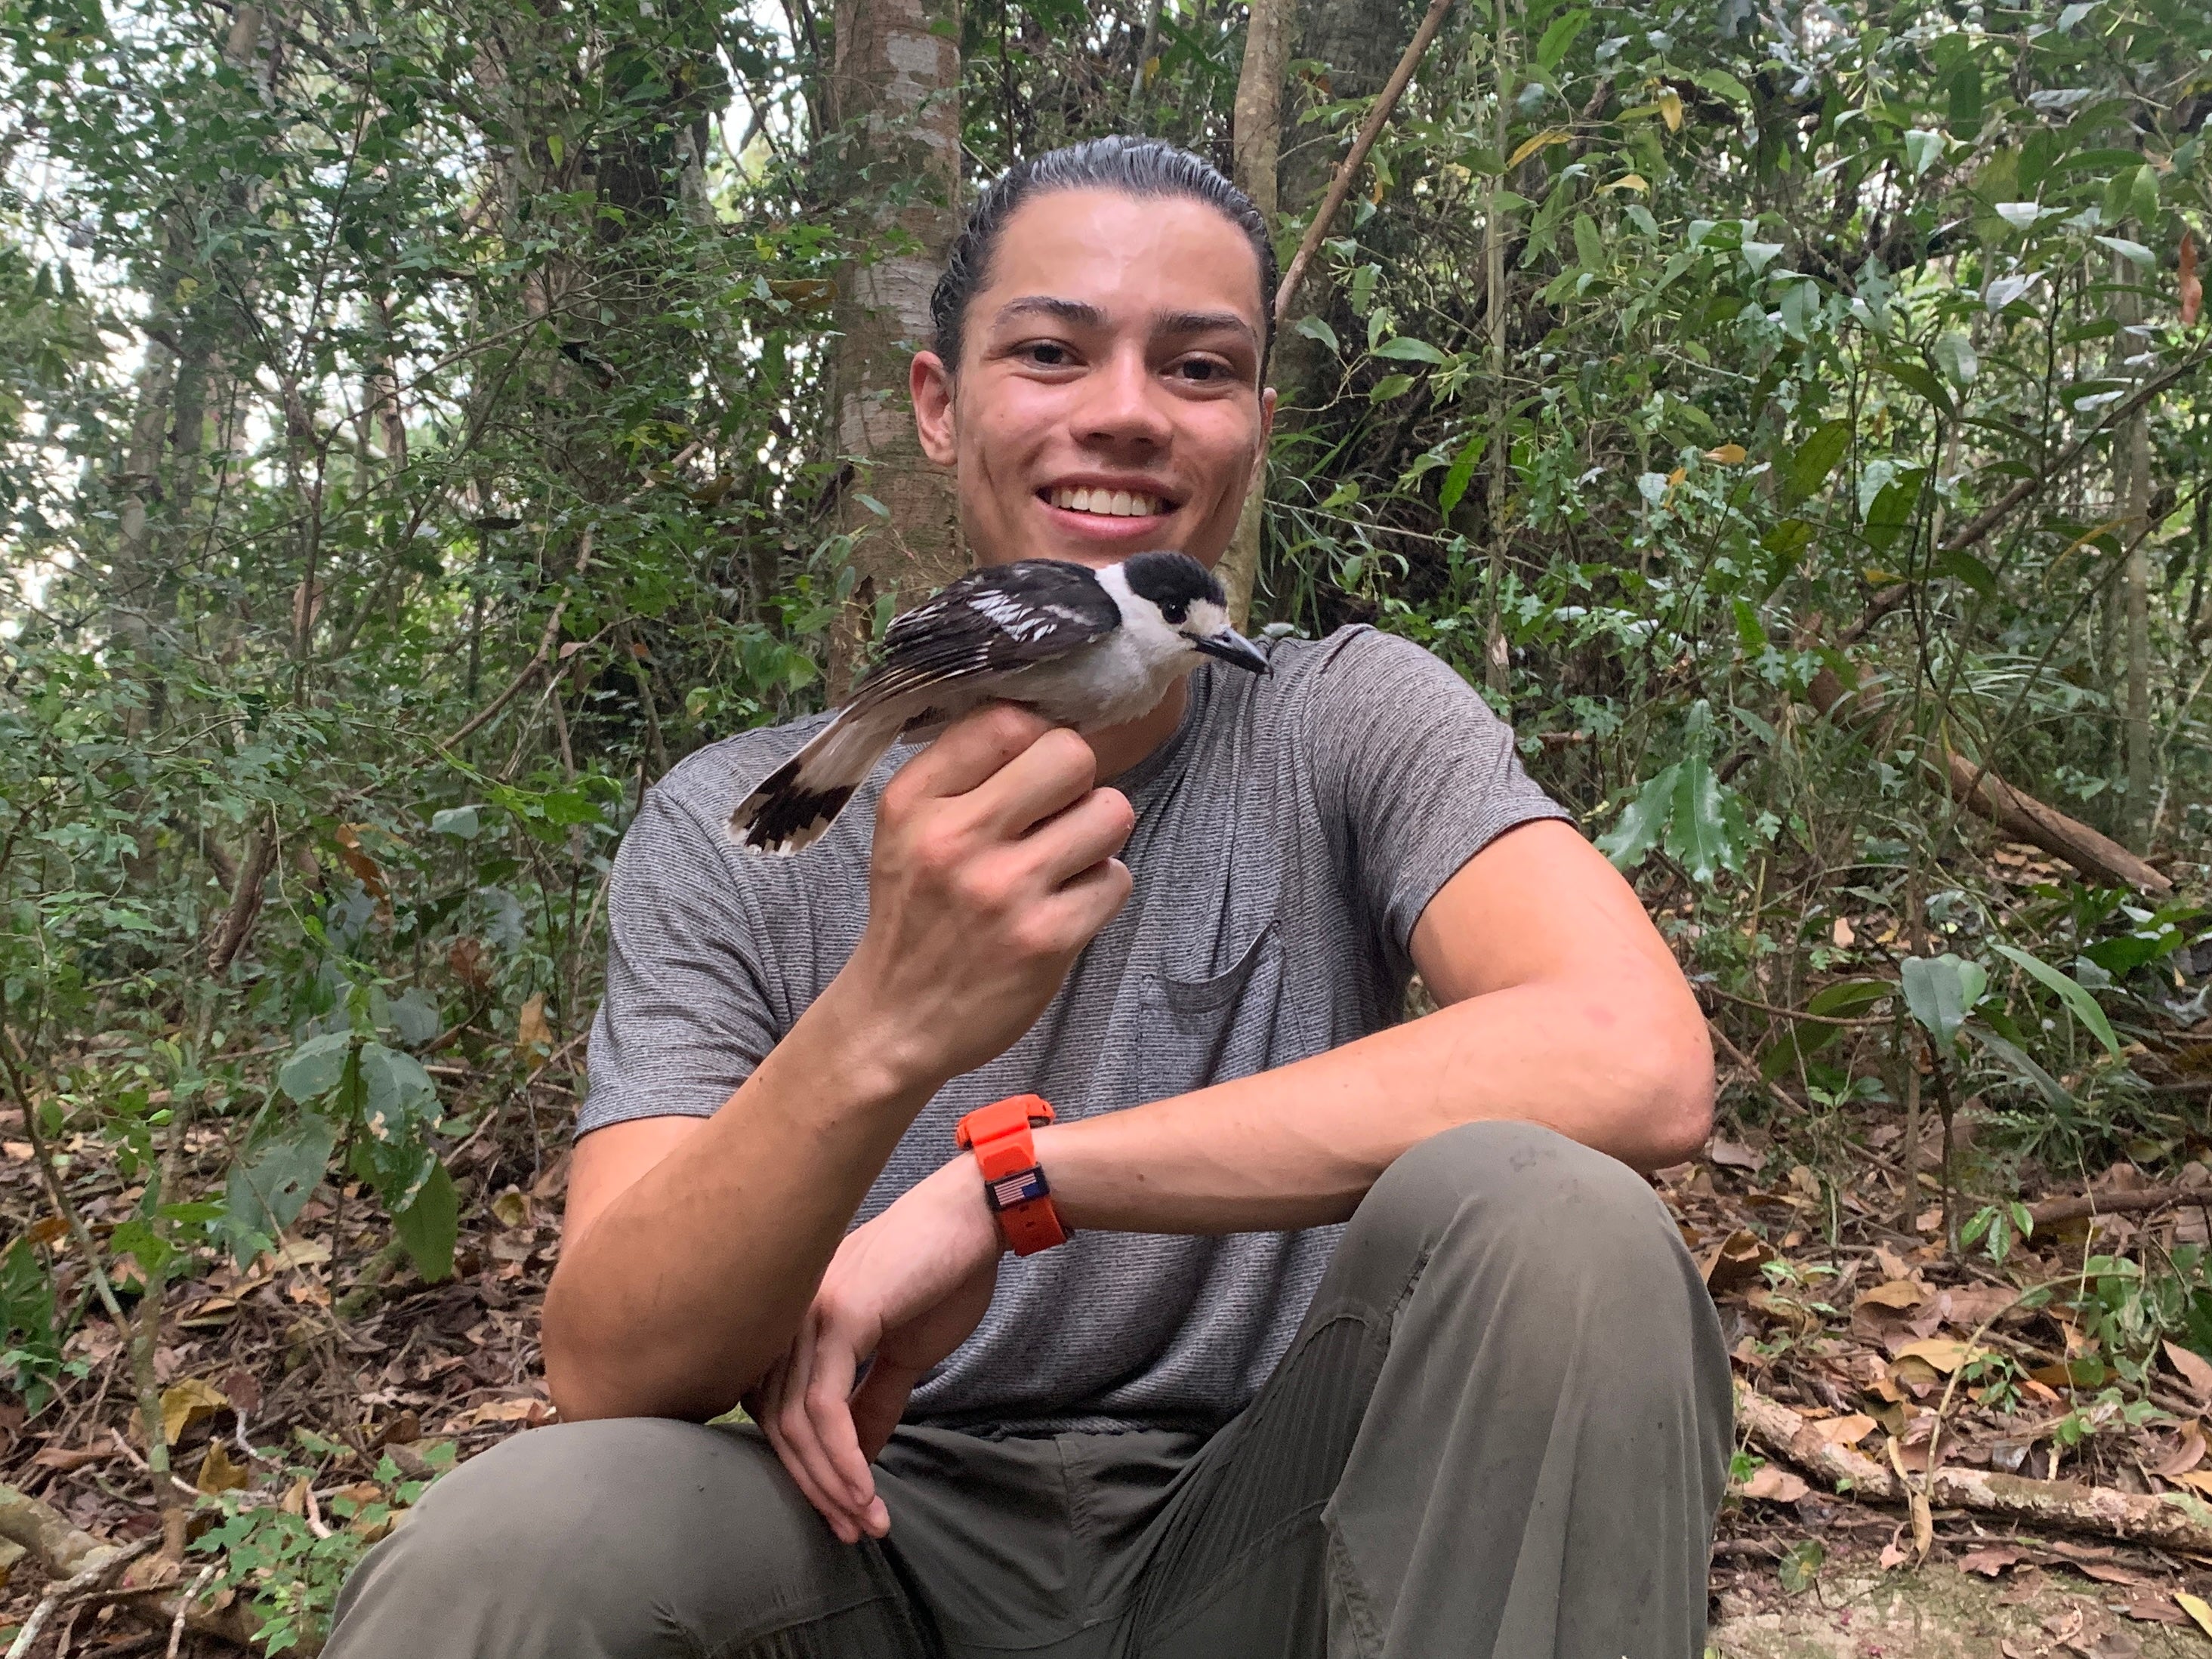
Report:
986,1167,1050,1212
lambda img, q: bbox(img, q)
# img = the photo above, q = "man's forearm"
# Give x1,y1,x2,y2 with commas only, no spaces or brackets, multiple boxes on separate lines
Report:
542,985,939,1422
1034,971,1712,1236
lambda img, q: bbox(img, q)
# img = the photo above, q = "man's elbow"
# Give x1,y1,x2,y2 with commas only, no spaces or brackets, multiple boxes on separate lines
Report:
1634,1005,1715,1169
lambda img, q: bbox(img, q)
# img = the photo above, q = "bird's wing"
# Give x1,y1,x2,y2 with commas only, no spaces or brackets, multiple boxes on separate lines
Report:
849,560,1121,709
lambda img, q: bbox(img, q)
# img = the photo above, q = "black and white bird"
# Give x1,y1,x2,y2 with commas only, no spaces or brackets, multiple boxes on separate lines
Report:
730,550,1268,853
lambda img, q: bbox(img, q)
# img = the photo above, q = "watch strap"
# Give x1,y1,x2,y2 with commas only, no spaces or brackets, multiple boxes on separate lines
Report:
955,1095,1071,1257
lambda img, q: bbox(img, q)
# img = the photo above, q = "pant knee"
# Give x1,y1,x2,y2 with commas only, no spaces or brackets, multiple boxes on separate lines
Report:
328,1418,866,1657
1363,1121,1671,1259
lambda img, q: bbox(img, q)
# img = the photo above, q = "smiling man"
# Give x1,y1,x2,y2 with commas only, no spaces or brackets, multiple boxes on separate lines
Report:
326,139,1732,1659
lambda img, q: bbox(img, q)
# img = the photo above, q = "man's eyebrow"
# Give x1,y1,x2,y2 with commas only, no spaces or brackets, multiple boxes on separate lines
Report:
1153,309,1260,347
993,295,1107,328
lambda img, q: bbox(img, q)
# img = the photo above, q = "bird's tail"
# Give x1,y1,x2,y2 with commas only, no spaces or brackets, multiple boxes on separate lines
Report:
729,708,901,854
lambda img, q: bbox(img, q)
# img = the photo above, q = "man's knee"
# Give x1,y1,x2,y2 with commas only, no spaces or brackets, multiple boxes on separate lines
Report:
329,1418,865,1657
1349,1121,1693,1309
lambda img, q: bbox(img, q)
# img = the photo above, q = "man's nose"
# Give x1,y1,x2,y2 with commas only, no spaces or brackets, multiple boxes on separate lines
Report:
1075,346,1173,450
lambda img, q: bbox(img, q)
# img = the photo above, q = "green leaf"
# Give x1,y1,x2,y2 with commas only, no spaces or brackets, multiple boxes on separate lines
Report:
1732,597,1768,652
1936,547,1998,598
1535,8,1587,70
1901,954,1986,1048
1371,336,1448,365
1368,374,1415,401
2095,235,2154,269
1863,473,1924,555
1292,314,1340,353
1740,241,1785,274
1597,764,1680,872
1692,68,1753,105
1806,978,1893,1017
1438,433,1487,513
1785,420,1853,504
1883,358,1953,414
1933,331,1979,386
1572,213,1605,272
278,1032,353,1103
222,1113,339,1263
1903,129,1945,180
388,988,442,1047
1662,754,1751,885
2130,162,2161,227
1967,1022,2071,1112
1948,62,1982,131
1991,943,2121,1059
429,805,480,839
393,1160,458,1283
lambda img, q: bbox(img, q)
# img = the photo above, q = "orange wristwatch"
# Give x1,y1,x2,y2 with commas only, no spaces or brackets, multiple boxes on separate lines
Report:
955,1095,1072,1257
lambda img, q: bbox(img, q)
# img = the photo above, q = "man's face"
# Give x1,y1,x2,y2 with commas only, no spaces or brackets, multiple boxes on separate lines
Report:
912,188,1275,572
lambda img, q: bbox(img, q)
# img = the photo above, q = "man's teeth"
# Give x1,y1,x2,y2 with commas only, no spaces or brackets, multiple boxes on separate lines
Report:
1049,486,1166,518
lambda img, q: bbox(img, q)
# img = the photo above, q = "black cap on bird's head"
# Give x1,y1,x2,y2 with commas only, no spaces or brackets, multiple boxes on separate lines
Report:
1118,551,1270,675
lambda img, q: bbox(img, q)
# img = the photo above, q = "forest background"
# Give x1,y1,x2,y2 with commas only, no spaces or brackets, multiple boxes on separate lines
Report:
2,0,2211,1647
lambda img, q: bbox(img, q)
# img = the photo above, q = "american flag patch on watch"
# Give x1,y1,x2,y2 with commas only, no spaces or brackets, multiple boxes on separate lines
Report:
988,1169,1049,1210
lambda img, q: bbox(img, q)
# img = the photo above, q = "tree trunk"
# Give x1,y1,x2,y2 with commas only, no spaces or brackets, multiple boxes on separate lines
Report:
824,0,964,687
1220,0,1292,626
1482,0,1513,699
1219,0,1422,625
2115,252,2153,849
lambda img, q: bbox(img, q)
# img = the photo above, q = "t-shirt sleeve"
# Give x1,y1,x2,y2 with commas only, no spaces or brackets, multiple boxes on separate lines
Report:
1303,628,1575,967
578,785,782,1136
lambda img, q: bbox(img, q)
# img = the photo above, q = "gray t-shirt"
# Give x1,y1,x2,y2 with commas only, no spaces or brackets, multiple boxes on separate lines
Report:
582,624,1570,1433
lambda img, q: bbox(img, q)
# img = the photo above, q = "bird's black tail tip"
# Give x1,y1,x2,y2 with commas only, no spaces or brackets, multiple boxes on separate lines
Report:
729,754,857,856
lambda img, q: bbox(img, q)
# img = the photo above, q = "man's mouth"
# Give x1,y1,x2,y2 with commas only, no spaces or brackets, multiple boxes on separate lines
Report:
1044,486,1172,519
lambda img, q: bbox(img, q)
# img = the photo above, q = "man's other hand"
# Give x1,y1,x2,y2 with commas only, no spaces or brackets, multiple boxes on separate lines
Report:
836,703,1137,1093
747,1158,1003,1543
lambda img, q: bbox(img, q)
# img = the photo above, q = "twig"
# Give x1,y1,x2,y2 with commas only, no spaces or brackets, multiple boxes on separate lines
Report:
205,816,279,975
2028,1183,2202,1227
166,1564,217,1659
1273,0,1455,325
4,1534,162,1659
1736,1380,2212,1554
439,527,594,749
1707,985,1893,1027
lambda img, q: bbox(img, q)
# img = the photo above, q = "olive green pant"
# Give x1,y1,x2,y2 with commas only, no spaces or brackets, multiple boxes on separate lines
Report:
326,1122,1730,1658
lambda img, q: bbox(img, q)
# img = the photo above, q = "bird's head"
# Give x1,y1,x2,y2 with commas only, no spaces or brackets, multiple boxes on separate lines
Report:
1114,550,1270,674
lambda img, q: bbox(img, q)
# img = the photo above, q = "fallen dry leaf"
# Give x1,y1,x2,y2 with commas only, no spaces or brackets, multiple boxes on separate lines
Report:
2166,1340,2212,1402
1706,1136,1763,1171
1831,916,1856,948
1738,1463,1809,1503
2177,1591,2212,1639
2077,1559,2147,1586
490,1189,531,1229
1857,1279,1927,1311
516,994,553,1059
1893,1337,1988,1374
1700,1229,1772,1294
1811,1414,1877,1448
160,1376,230,1446
1959,1544,2028,1576
2151,1421,2206,1478
196,1440,248,1495
2,1141,31,1161
2170,1469,2212,1498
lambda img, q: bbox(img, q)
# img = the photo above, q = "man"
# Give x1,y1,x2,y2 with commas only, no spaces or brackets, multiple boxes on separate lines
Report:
329,137,1730,1658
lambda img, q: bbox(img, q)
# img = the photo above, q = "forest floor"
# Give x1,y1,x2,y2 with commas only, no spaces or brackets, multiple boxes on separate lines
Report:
11,1020,2212,1654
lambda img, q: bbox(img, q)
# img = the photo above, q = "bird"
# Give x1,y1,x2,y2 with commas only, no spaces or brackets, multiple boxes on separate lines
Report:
730,550,1269,854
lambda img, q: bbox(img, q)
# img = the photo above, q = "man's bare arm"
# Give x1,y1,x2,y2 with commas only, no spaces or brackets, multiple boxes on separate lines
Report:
541,707,1136,1424
1031,819,1712,1232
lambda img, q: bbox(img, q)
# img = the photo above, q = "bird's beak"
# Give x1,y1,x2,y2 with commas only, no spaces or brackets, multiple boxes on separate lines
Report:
1192,627,1270,674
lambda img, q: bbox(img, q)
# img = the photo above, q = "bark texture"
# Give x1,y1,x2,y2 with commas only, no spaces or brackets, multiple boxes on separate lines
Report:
825,0,964,683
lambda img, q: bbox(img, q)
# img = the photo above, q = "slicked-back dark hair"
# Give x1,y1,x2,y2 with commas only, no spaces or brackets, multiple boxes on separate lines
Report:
930,137,1277,379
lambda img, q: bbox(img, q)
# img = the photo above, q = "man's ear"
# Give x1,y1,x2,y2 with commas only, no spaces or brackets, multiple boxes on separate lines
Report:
911,351,958,466
1247,384,1278,495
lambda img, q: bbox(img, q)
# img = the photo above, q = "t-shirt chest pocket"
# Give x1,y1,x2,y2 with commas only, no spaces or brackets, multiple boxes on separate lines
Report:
1135,920,1292,1103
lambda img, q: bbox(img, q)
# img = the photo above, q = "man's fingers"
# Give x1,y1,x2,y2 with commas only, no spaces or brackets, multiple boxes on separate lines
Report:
801,1334,875,1512
1022,788,1137,889
964,726,1099,839
776,1321,865,1541
849,1359,922,1467
897,703,1055,801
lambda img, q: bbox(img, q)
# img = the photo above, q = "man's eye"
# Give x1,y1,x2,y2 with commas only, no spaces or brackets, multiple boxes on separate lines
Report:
1173,358,1229,383
1023,342,1073,367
